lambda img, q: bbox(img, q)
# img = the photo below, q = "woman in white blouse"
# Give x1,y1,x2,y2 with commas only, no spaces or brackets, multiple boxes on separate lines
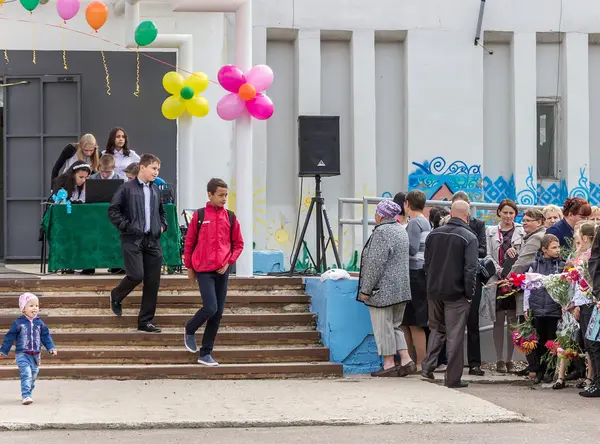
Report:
102,127,140,177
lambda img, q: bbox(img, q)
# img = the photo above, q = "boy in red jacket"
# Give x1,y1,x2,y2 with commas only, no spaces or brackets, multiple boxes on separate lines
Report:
183,178,244,366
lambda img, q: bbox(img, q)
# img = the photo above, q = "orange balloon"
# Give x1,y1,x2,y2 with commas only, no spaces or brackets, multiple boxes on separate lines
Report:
86,0,108,32
238,83,257,101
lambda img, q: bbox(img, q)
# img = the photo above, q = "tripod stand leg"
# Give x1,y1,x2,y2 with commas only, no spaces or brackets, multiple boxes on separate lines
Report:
316,199,327,272
322,205,342,269
289,199,316,275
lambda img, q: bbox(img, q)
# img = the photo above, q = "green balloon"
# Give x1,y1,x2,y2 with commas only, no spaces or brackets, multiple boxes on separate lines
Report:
135,21,158,47
20,0,40,12
180,86,195,100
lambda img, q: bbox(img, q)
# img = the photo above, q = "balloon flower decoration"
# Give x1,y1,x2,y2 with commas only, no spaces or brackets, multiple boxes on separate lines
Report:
161,72,210,119
216,65,274,121
51,189,72,215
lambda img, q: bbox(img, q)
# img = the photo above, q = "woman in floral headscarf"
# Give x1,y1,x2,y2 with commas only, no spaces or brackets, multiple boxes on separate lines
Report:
357,199,415,377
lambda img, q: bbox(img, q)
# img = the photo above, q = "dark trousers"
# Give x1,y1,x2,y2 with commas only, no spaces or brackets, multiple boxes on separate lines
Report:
532,316,559,374
466,277,482,368
580,304,600,384
112,234,163,326
422,299,470,386
186,271,230,357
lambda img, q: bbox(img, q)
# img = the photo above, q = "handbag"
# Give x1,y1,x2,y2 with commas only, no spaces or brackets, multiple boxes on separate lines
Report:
478,258,496,284
585,306,600,342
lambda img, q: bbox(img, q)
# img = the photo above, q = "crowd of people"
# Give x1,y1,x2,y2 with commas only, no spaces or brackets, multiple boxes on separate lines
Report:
358,190,600,397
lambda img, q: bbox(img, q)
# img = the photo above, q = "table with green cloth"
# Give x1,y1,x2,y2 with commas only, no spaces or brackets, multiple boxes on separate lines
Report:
41,203,182,272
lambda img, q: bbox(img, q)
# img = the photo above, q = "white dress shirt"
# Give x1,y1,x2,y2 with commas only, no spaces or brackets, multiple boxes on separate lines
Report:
102,148,140,177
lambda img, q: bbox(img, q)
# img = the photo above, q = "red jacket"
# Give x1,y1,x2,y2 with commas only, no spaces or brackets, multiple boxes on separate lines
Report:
184,204,244,273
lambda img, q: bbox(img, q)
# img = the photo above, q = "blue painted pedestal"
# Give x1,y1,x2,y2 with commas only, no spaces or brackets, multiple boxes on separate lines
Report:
253,250,285,274
304,278,381,374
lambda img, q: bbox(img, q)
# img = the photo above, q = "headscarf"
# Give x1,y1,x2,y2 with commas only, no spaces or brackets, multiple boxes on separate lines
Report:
375,199,403,220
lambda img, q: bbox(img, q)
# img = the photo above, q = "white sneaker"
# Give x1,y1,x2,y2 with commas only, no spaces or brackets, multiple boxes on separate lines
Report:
22,397,33,405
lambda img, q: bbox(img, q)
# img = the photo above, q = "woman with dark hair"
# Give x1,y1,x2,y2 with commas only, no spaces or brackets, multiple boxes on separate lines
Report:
393,192,408,227
546,197,592,248
484,198,525,373
102,127,140,177
429,207,450,229
52,161,92,203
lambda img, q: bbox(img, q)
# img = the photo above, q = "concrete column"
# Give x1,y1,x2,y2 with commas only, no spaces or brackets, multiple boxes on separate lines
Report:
563,32,590,197
234,0,253,277
351,30,377,235
252,26,268,249
510,33,537,205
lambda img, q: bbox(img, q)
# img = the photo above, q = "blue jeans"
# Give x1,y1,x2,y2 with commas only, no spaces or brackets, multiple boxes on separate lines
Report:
16,353,39,399
185,270,230,357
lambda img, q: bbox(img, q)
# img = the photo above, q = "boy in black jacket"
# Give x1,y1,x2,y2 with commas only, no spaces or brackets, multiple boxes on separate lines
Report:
107,153,167,333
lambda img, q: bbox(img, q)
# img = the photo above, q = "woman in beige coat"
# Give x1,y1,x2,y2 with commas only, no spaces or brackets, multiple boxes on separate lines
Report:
485,199,525,373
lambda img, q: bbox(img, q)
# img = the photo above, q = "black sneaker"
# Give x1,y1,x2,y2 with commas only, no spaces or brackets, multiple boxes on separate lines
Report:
579,384,600,398
81,269,96,275
446,381,469,388
138,323,162,333
110,291,122,317
469,366,485,376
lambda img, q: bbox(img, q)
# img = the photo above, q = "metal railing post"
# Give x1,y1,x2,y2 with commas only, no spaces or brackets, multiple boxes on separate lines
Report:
362,197,370,245
338,197,344,264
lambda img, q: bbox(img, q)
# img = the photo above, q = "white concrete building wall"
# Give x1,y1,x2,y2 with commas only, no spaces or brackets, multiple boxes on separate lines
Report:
3,0,600,265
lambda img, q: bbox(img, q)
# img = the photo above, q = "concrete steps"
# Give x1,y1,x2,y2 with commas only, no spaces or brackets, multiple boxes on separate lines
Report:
0,277,342,379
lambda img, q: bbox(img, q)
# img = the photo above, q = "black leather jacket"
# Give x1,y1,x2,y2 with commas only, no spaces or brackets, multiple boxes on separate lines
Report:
108,179,167,241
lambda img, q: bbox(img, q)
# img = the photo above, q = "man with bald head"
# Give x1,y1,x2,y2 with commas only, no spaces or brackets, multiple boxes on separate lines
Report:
420,200,478,388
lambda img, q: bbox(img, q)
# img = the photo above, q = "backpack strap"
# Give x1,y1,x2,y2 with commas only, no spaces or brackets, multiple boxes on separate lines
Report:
227,210,235,252
196,208,205,244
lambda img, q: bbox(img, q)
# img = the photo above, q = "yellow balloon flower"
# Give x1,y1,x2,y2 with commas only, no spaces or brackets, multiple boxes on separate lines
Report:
161,71,210,120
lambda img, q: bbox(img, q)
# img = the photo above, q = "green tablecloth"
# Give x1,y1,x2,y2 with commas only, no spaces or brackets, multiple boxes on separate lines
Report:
41,203,181,272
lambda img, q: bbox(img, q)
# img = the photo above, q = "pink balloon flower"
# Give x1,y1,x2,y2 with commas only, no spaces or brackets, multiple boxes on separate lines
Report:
216,64,275,121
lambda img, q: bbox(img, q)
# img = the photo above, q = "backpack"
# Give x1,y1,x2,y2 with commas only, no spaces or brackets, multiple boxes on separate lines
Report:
196,207,236,252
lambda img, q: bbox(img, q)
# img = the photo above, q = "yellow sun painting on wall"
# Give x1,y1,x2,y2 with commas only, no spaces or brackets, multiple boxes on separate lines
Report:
227,178,267,235
267,213,294,253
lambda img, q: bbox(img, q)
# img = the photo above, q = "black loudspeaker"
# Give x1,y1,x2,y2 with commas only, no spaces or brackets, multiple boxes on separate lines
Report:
298,116,340,177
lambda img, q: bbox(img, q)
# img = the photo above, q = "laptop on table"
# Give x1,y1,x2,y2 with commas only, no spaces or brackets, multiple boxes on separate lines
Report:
85,179,125,203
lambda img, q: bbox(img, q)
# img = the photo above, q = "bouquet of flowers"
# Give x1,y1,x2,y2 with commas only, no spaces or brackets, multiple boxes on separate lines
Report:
541,273,573,308
510,316,538,354
542,334,585,373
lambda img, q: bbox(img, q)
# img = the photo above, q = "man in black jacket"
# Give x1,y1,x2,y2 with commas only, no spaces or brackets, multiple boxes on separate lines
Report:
108,153,168,333
452,191,486,376
421,200,478,388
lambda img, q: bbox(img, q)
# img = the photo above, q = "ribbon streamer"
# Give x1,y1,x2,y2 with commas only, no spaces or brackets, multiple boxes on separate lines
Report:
32,22,36,64
3,49,8,64
62,25,68,70
101,50,111,95
133,48,140,97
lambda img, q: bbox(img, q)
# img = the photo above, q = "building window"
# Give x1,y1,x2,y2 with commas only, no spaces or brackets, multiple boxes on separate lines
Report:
537,100,560,180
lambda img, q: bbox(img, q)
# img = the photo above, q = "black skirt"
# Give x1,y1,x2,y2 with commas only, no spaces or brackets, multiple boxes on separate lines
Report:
402,268,428,327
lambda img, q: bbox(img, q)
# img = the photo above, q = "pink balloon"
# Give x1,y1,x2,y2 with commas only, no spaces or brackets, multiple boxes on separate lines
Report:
57,0,81,21
246,65,274,93
217,65,246,93
217,93,246,121
246,93,274,120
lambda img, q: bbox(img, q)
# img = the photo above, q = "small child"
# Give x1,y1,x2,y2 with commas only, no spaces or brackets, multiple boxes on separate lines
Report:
123,162,139,181
524,234,565,384
0,293,57,405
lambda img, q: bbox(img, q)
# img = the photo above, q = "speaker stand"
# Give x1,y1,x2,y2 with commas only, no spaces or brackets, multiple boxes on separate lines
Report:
289,175,342,275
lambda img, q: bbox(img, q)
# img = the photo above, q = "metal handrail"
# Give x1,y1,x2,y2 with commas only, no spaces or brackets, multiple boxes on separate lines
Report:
337,196,545,261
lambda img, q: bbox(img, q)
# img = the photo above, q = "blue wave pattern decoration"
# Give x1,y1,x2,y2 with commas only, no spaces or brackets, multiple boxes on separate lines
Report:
408,157,483,202
484,168,598,206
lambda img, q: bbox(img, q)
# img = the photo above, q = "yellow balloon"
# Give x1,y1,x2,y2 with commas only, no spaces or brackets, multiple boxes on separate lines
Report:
185,72,209,94
162,95,186,120
185,96,210,118
162,72,185,95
